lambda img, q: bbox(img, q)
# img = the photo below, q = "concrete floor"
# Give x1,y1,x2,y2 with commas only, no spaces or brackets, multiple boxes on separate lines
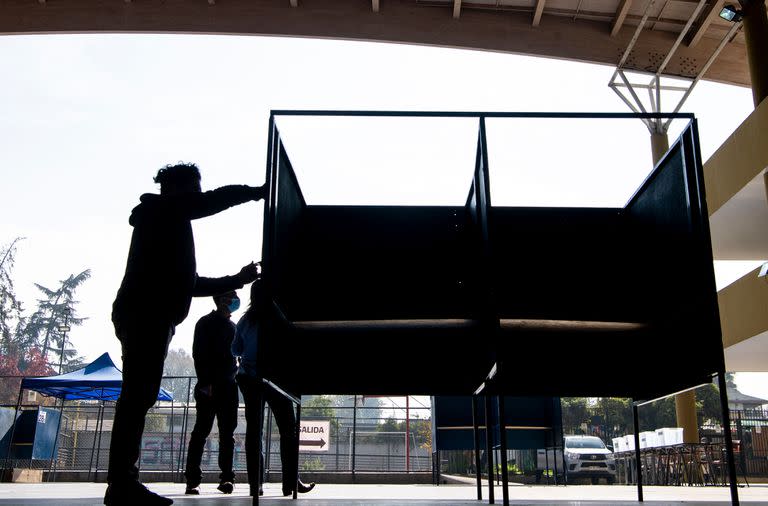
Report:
1,483,767,505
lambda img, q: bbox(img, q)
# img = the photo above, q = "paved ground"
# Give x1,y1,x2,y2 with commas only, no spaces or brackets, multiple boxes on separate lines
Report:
0,483,767,505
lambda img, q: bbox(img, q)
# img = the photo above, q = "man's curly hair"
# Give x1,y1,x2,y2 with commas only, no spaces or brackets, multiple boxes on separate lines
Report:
154,162,201,192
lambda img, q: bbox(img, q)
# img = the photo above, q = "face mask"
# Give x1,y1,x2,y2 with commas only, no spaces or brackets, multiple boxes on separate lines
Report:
227,298,241,312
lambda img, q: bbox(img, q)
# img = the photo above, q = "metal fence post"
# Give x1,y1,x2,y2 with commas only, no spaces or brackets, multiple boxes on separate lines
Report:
352,396,357,480
177,376,192,481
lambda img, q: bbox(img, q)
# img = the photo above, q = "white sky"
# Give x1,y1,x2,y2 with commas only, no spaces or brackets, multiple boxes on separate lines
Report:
1,33,765,400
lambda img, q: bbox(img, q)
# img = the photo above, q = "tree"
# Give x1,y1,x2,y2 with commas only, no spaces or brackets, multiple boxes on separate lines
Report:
696,383,723,426
596,397,632,438
412,416,432,453
638,397,677,430
303,395,343,435
0,346,54,403
162,348,196,402
561,397,590,434
0,238,25,355
19,270,91,372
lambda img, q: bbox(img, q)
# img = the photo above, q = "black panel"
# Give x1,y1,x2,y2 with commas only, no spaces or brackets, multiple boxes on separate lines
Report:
267,141,306,309
274,205,474,321
491,207,630,322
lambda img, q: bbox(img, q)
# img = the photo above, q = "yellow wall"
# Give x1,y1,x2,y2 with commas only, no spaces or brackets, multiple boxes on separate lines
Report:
718,265,768,348
705,97,768,215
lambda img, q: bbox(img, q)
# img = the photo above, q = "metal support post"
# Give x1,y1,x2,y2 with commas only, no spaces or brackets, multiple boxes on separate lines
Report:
293,399,301,500
94,403,106,481
718,372,740,505
169,400,175,475
87,402,103,481
497,394,509,506
484,394,495,504
472,395,482,500
48,402,65,482
632,402,643,502
265,406,273,480
352,395,357,481
177,377,192,481
406,396,410,473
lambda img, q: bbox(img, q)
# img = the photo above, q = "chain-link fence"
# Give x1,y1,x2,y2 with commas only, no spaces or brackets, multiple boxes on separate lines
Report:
1,377,432,480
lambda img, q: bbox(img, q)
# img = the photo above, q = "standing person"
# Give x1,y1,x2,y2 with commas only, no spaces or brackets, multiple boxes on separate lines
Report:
184,290,241,496
105,163,264,506
233,277,316,498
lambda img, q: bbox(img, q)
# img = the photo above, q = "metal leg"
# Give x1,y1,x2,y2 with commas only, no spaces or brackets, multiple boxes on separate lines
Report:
94,404,105,481
472,395,482,500
293,400,301,500
718,372,740,505
632,402,643,502
497,395,509,506
352,395,357,482
484,394,495,505
48,405,65,482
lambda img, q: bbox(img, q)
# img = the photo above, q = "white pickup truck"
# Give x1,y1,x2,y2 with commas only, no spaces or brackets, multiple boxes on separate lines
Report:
537,435,616,484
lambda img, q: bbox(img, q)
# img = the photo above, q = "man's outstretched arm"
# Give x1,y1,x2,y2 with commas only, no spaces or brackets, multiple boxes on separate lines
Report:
192,262,260,297
167,184,266,220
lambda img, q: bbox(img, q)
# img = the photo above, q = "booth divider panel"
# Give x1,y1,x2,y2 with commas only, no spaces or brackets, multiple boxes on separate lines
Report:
624,126,722,384
490,207,635,322
275,205,476,322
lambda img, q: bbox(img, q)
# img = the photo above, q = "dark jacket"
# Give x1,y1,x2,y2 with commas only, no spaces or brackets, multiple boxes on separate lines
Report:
112,185,260,328
193,310,238,385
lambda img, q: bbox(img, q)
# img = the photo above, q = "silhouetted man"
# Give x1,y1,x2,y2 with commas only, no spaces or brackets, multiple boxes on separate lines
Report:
184,290,240,495
105,163,264,506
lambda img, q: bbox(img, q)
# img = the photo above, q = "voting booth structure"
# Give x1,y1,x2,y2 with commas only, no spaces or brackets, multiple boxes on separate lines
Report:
257,111,736,504
260,111,723,398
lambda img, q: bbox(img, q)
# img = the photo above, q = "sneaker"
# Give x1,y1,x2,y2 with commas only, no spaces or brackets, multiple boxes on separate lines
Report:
217,481,234,494
185,486,200,495
104,481,173,505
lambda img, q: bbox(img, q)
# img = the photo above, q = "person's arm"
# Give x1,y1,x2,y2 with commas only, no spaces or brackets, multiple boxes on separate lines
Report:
192,317,214,389
192,262,260,297
232,320,245,358
165,184,266,221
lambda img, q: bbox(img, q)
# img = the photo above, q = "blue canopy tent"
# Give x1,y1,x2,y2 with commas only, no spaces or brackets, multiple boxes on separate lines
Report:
20,352,172,402
2,353,173,480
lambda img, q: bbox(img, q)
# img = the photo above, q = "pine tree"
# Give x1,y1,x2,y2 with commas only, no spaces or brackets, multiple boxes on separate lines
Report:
19,270,91,372
0,237,25,355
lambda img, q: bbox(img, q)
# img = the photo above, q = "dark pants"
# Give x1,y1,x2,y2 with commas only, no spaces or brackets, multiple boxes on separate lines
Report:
237,375,298,495
107,319,173,485
184,381,238,486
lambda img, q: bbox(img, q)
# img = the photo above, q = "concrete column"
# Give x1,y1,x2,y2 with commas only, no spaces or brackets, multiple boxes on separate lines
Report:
650,129,700,443
675,390,700,443
650,131,670,165
742,0,768,107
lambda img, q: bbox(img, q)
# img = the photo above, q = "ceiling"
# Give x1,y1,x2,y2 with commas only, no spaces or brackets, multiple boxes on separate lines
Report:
0,0,753,86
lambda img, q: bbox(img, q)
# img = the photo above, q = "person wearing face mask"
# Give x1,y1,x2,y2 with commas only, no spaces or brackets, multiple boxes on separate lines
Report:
184,290,243,496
